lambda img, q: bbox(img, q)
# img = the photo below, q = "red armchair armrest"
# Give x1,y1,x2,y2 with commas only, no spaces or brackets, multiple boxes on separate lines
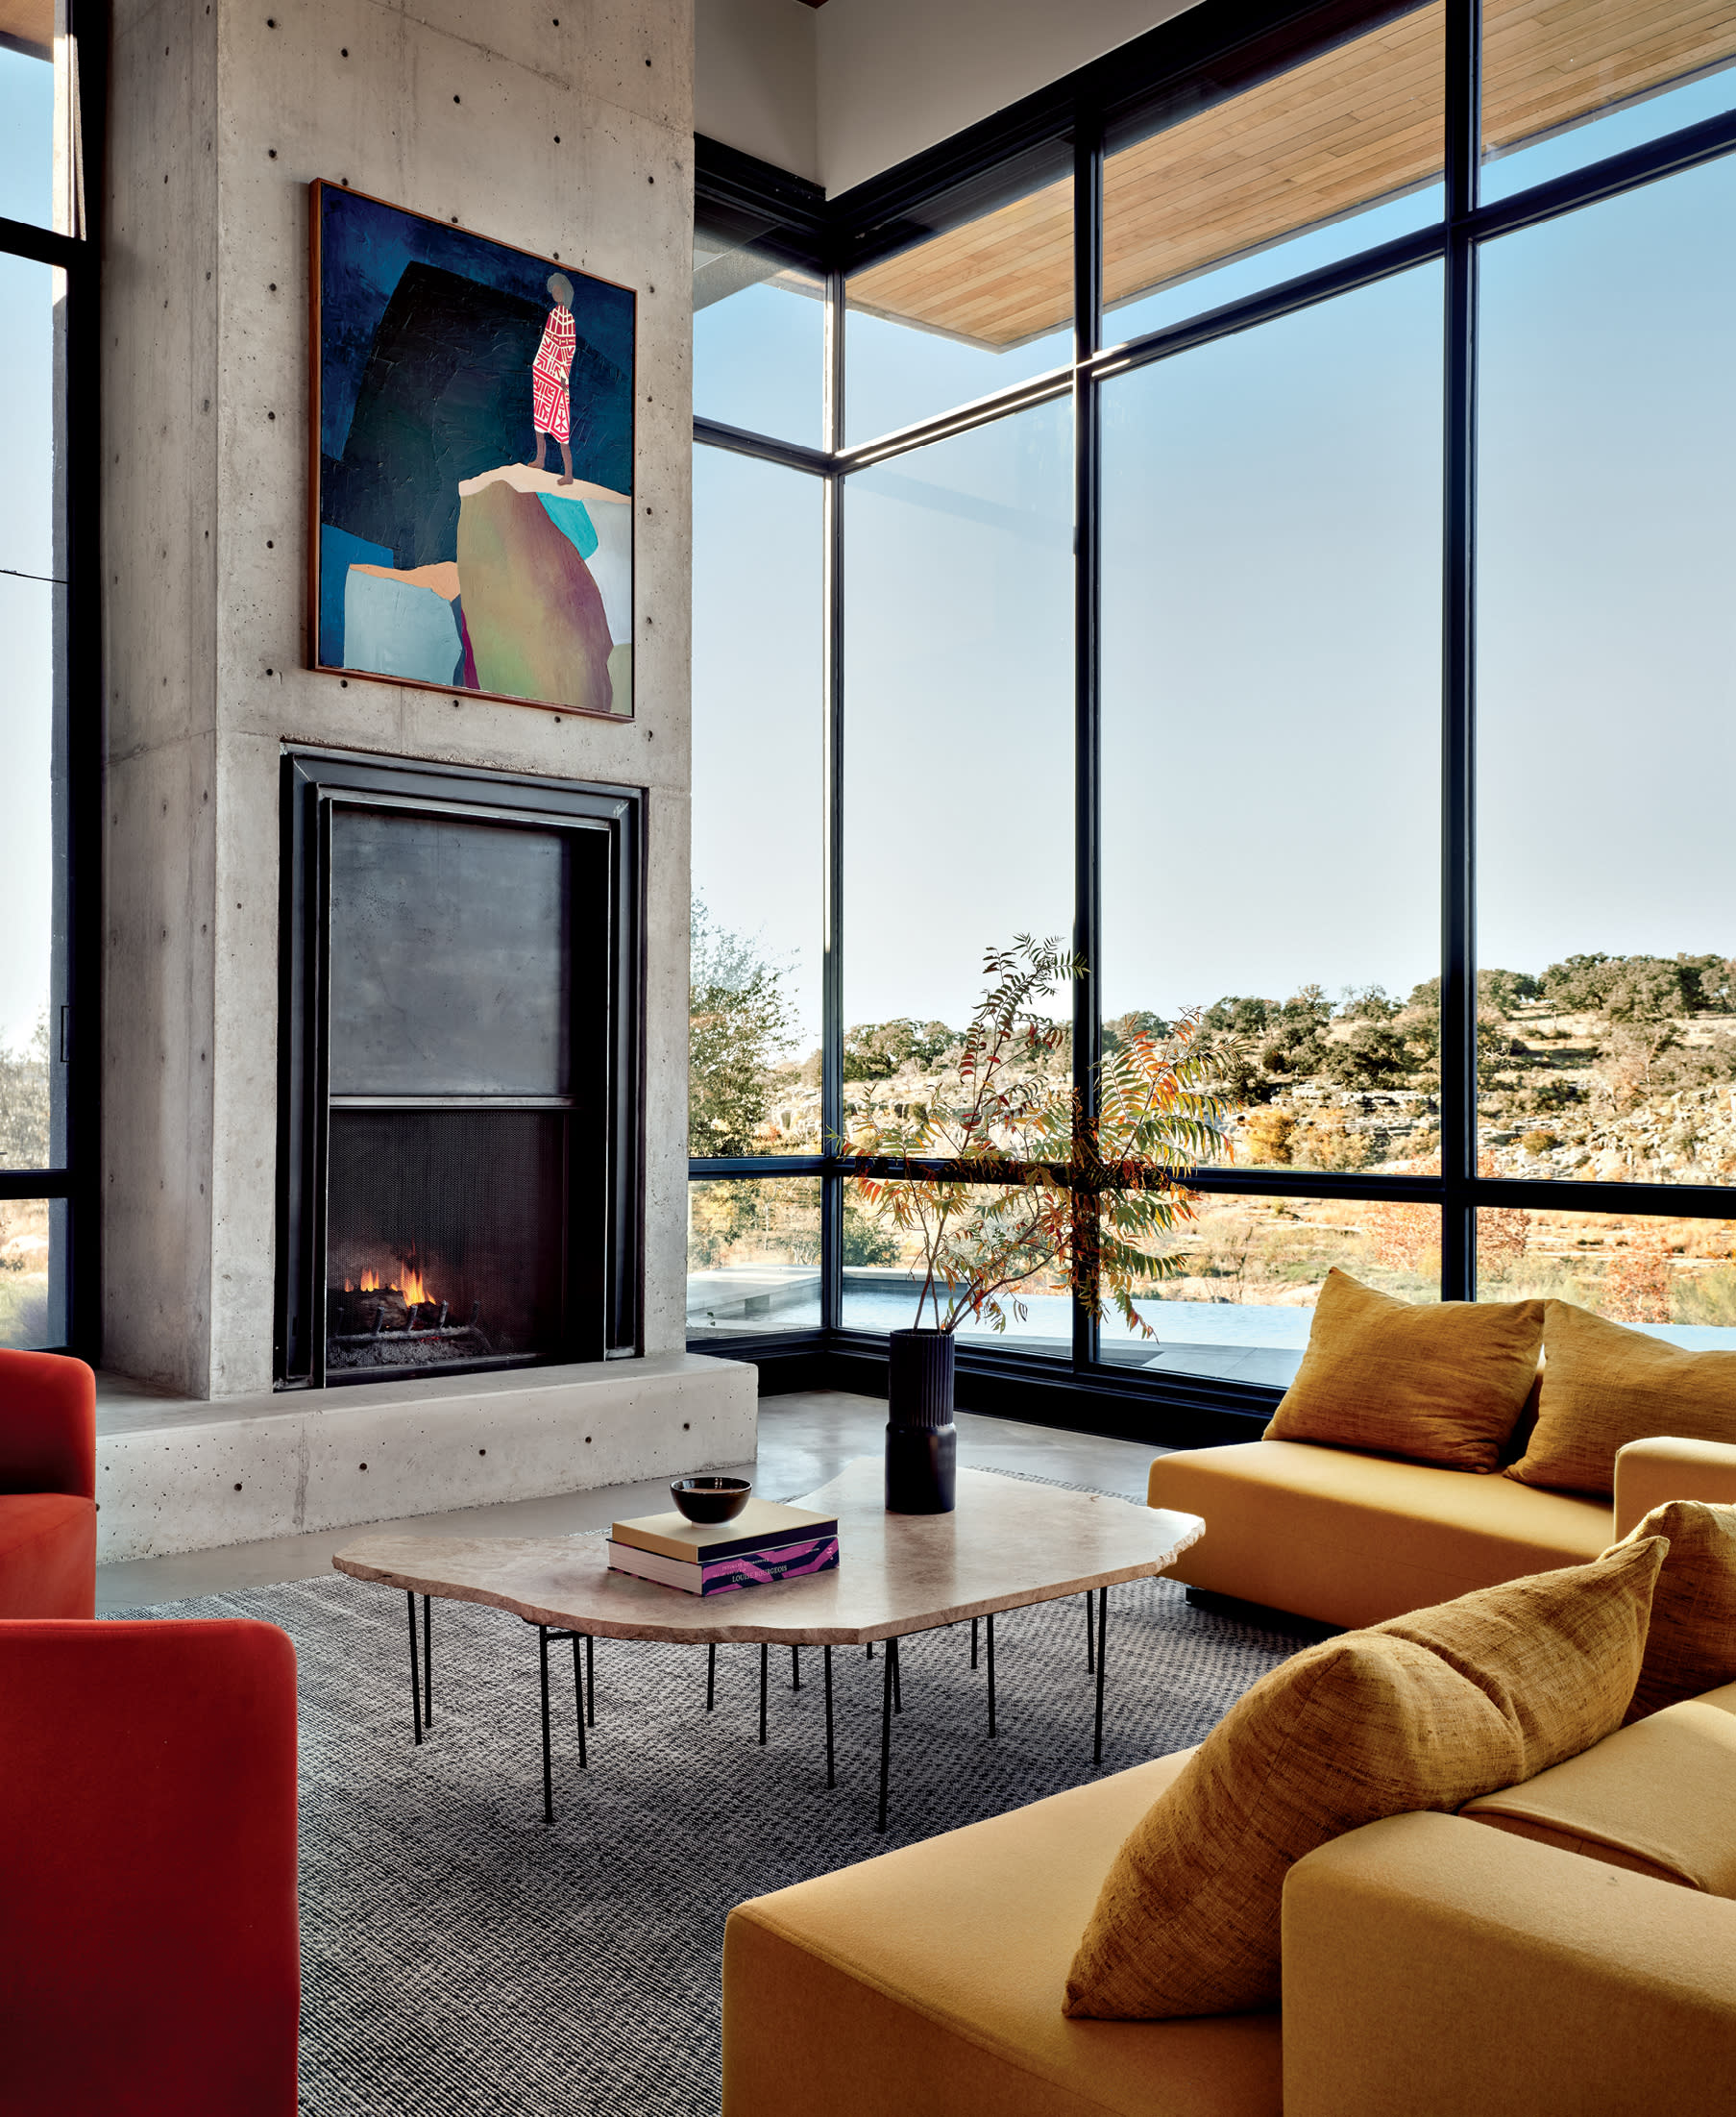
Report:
0,1617,300,2115
0,1348,96,1496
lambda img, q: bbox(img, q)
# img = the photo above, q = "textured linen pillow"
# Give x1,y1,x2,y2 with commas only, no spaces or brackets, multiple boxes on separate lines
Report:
1507,1301,1736,1497
1063,1536,1666,2021
1610,1500,1736,1722
1262,1268,1544,1472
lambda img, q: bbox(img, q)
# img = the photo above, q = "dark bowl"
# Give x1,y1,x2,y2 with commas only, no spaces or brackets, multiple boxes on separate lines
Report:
671,1474,752,1525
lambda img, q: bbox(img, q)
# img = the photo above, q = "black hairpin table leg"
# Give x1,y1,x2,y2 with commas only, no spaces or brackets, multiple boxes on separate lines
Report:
423,1594,433,1726
571,1634,587,1769
586,1634,596,1727
823,1645,835,1789
875,1636,899,1833
539,1625,553,1825
970,1616,979,1669
406,1591,423,1746
759,1642,769,1746
706,1641,717,1712
892,1637,902,1714
987,1612,997,1738
1085,1591,1094,1674
791,1644,801,1690
1093,1587,1110,1768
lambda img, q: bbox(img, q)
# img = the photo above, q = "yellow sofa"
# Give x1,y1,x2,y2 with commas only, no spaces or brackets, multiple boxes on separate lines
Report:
722,1679,1736,2117
1147,1432,1736,1630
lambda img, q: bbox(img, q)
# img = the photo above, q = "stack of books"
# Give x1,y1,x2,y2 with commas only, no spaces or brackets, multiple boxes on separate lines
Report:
607,1498,840,1596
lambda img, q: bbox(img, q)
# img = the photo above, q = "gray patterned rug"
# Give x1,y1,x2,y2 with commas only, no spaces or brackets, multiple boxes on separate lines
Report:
109,1520,1298,2116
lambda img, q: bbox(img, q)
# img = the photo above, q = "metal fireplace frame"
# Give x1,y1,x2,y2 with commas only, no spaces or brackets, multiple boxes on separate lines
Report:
275,748,644,1389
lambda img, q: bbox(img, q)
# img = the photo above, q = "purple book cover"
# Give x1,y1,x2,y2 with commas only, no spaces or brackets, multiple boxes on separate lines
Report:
695,1536,840,1595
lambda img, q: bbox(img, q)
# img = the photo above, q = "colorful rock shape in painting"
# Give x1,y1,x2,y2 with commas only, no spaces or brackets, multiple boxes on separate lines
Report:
311,183,634,714
456,477,615,714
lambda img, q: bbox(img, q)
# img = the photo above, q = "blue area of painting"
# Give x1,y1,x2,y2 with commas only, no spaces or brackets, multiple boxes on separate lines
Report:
342,568,462,686
537,493,598,561
317,185,632,480
318,524,393,667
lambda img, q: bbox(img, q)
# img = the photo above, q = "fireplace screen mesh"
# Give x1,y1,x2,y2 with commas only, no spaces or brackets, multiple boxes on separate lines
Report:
325,1110,567,1371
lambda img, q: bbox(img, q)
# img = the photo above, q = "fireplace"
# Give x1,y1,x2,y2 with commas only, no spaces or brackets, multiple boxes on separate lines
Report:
277,751,641,1387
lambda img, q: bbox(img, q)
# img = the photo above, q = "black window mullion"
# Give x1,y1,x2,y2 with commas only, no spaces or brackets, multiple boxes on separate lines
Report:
1439,0,1481,1302
819,267,846,1334
1072,117,1104,1371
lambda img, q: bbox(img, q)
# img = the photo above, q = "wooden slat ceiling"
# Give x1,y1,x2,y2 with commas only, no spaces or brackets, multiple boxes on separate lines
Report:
847,0,1736,349
0,0,53,54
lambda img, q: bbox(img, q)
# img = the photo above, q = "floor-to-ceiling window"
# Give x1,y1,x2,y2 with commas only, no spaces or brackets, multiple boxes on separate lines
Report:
0,4,97,1352
690,0,1736,1426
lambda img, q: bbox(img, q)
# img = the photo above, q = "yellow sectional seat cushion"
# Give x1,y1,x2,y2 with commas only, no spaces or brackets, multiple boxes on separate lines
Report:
1264,1269,1544,1472
1614,1499,1736,1719
1508,1301,1736,1498
721,1753,1283,2117
1149,1439,1611,1630
1064,1539,1666,2021
1462,1694,1736,1894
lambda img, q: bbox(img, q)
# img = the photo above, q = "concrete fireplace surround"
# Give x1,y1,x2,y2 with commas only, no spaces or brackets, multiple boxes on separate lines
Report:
93,1355,755,1563
95,0,750,1549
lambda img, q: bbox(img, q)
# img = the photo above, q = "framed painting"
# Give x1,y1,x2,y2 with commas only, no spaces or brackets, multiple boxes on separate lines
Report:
308,181,635,719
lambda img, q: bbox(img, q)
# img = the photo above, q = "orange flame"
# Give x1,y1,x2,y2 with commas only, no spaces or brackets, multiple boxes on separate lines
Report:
402,1262,431,1306
358,1267,380,1292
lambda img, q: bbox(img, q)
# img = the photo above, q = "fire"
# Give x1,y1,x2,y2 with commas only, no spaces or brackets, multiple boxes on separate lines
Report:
358,1267,381,1292
401,1261,431,1306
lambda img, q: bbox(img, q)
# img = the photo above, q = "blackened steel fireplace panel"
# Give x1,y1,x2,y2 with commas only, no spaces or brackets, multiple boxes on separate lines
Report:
276,751,642,1389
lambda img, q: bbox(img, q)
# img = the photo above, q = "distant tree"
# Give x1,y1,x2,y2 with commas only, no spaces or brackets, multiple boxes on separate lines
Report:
842,1019,958,1082
689,898,798,1156
1336,984,1399,1022
1679,954,1736,1013
1604,959,1691,1025
1322,1020,1411,1089
1105,1008,1173,1048
1479,968,1543,1013
0,1014,50,1169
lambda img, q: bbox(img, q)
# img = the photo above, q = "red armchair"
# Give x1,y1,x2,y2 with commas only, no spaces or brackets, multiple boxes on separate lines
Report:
0,1616,301,2113
0,1347,97,1617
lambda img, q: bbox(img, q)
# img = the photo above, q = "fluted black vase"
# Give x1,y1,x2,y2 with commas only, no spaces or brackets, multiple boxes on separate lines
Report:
885,1327,957,1514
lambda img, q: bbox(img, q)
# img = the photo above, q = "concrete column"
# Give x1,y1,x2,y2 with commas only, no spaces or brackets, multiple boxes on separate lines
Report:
104,0,697,1396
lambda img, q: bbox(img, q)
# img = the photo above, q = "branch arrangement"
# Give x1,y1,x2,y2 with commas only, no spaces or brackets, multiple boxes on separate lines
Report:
847,937,1227,1336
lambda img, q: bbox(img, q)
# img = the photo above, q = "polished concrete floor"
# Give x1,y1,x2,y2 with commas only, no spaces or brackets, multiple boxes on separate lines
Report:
95,1390,1164,1612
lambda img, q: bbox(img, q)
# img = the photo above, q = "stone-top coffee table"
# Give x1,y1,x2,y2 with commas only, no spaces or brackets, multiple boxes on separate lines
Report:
334,1457,1205,1830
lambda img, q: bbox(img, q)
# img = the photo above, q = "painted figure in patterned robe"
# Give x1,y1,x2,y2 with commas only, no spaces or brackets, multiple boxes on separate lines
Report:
527,271,577,485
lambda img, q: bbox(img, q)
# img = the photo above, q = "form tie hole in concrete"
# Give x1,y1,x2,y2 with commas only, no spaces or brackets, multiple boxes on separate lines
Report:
266,540,274,548
341,47,347,56
478,1449,486,1457
683,1422,691,1431
359,1464,368,1472
453,93,460,103
234,1483,242,1491
585,1436,592,1444
553,135,561,143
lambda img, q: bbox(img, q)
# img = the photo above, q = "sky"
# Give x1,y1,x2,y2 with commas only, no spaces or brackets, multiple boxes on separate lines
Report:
0,48,56,1056
691,71,1736,1045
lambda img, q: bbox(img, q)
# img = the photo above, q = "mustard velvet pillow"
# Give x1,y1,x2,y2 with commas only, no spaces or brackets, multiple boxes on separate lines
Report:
1063,1536,1666,2021
1507,1302,1736,1498
1262,1268,1544,1473
1610,1500,1736,1722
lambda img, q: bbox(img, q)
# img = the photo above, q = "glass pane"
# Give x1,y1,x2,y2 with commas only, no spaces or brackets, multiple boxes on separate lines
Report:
1103,4,1443,348
694,215,824,446
843,400,1073,1050
845,162,1073,443
837,1175,1070,1360
0,572,61,1169
687,1177,820,1340
1098,1193,1443,1385
1478,163,1736,1187
1101,270,1443,1173
0,1196,66,1348
1483,0,1736,204
0,44,54,231
0,253,55,584
328,809,582,1096
691,448,821,1155
1479,1206,1736,1348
